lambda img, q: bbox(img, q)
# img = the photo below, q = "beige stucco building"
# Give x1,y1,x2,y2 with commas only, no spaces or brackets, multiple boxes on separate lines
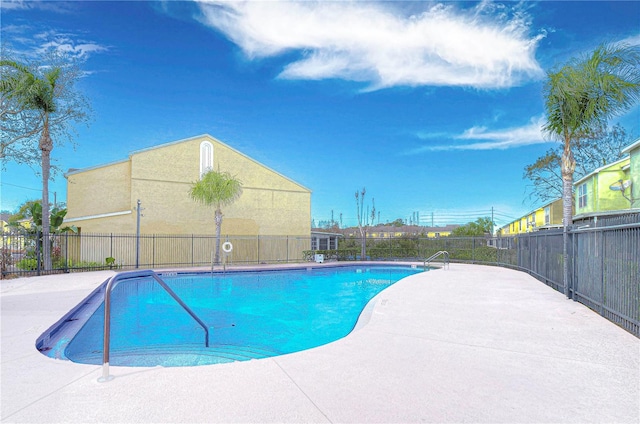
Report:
65,134,311,236
64,135,311,265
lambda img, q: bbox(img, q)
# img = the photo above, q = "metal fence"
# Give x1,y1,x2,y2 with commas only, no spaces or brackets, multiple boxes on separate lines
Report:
0,232,312,275
2,218,638,335
491,216,639,336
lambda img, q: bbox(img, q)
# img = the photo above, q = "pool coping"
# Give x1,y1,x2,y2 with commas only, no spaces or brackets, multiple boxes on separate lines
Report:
35,262,424,364
2,262,638,423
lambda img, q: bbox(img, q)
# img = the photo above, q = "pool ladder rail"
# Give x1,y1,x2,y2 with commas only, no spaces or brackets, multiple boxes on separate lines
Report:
424,251,449,270
99,270,209,382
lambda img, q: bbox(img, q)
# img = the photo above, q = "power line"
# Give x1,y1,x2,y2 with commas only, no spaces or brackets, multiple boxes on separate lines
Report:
0,182,44,192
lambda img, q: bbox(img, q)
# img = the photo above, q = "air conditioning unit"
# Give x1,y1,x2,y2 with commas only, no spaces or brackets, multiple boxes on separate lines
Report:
314,254,324,263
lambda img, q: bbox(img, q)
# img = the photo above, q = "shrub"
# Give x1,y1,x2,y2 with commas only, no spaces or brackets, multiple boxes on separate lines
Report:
16,257,38,270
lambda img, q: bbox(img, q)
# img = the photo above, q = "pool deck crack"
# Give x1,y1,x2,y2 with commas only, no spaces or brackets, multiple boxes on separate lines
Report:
272,358,334,424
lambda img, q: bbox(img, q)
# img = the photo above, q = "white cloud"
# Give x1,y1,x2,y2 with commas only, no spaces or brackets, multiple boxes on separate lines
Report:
620,33,640,47
39,39,108,59
3,26,109,61
0,0,75,13
195,0,545,90
0,0,30,11
33,30,108,59
408,116,552,153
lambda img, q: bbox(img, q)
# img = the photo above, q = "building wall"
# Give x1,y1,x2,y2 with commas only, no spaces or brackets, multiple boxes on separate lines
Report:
343,225,457,238
574,158,631,218
66,160,132,223
627,144,639,208
497,198,563,236
65,135,311,237
550,199,563,225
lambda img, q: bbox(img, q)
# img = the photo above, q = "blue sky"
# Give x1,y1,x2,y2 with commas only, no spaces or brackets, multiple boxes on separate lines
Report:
1,0,639,229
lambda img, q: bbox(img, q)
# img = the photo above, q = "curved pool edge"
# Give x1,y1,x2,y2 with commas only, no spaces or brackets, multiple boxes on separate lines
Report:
34,279,107,360
352,267,431,333
34,261,430,366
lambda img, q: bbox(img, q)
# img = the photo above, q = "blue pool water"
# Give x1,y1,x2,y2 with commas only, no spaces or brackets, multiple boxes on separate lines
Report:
37,265,424,367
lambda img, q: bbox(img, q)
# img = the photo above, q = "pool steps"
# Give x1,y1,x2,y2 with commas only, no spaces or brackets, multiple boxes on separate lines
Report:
71,344,283,366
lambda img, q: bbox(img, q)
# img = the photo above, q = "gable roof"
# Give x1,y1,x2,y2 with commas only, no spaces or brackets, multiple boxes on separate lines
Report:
573,156,630,186
65,134,311,192
621,137,640,155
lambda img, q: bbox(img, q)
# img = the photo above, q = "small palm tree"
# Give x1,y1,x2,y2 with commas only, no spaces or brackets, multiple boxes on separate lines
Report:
189,170,243,264
1,60,62,271
543,42,640,295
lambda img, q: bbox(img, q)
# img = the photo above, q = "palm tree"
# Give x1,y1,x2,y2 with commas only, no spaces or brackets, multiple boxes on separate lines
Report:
189,170,243,264
1,60,62,271
542,42,640,296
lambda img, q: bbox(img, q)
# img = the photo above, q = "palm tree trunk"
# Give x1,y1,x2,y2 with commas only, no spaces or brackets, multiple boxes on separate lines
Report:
40,115,53,271
358,226,365,260
214,208,222,265
561,141,575,299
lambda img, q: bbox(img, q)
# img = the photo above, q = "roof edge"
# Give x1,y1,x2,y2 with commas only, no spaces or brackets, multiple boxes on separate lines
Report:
132,134,312,193
621,137,640,154
64,158,129,177
573,156,631,186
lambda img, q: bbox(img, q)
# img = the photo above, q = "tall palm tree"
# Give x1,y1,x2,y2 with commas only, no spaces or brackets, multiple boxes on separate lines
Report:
189,170,243,264
542,42,640,296
1,60,62,271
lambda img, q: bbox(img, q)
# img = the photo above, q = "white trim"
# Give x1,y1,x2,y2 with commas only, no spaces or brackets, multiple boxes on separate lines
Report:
64,210,132,223
573,208,640,221
574,157,630,186
621,138,640,155
64,134,312,192
200,140,214,177
131,134,312,192
64,159,129,177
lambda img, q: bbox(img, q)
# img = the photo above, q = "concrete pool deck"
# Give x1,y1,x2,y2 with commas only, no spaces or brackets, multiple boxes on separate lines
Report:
1,263,638,423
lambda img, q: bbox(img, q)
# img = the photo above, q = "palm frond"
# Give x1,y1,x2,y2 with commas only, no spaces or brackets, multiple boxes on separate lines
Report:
543,42,640,146
189,170,243,209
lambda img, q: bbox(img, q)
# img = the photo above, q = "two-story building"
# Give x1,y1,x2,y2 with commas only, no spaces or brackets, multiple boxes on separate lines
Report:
499,137,640,235
64,134,312,265
339,225,459,239
65,134,312,236
498,198,563,236
573,138,639,222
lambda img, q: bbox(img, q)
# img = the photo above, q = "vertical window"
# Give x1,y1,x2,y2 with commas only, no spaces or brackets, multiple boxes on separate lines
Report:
544,206,550,225
578,184,588,208
200,141,213,177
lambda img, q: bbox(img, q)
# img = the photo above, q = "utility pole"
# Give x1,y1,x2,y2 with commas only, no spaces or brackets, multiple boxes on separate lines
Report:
491,207,495,235
135,199,144,268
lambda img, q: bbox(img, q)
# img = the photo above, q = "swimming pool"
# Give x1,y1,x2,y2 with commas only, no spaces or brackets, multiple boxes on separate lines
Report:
36,264,424,367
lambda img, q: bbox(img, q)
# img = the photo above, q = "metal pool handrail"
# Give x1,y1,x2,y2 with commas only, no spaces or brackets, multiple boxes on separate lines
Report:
424,251,449,270
99,269,209,382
